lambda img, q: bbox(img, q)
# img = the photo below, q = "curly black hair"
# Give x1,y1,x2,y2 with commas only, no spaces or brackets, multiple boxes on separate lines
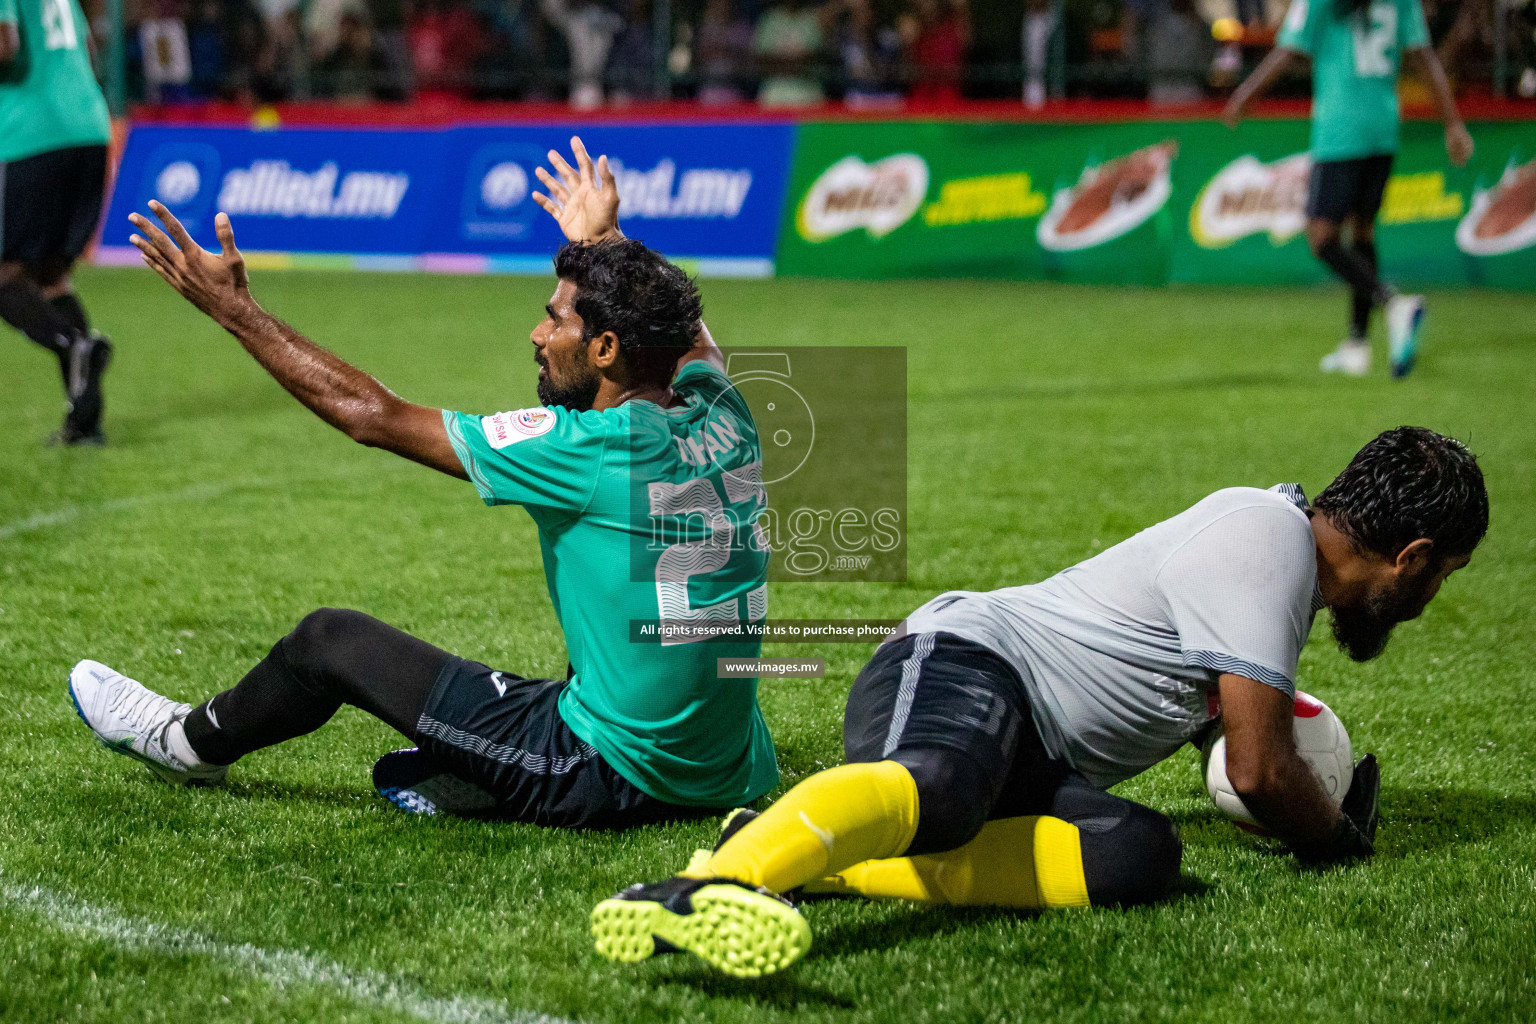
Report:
1313,426,1489,562
554,238,703,388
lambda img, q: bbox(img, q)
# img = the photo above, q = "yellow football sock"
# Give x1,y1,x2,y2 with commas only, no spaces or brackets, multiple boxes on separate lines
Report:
806,815,1090,910
688,761,920,896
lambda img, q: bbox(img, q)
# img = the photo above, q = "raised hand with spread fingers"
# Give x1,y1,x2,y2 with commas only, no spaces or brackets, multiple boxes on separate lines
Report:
532,135,624,245
129,201,253,327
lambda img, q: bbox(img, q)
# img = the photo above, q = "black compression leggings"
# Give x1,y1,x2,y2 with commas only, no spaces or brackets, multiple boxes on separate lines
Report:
1350,238,1378,338
182,608,454,766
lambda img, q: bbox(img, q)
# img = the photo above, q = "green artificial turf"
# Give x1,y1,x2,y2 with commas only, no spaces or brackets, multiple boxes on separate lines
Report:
1,266,1534,1023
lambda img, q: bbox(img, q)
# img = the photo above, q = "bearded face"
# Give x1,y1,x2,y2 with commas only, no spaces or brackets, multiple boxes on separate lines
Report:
535,343,603,411
1329,561,1438,662
531,279,606,413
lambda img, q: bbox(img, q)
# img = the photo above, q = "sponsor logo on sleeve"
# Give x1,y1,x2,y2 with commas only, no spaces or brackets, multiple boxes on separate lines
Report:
482,407,557,449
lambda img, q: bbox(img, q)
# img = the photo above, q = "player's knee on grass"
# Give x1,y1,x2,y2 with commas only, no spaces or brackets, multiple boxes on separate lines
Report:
277,607,450,737
287,606,368,657
1078,801,1182,907
892,747,997,856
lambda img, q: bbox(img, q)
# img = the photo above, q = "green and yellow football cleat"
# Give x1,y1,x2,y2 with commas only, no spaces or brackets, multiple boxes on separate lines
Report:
591,875,811,978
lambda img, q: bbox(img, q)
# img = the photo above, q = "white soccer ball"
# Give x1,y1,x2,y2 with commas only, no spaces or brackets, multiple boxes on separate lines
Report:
1201,691,1353,832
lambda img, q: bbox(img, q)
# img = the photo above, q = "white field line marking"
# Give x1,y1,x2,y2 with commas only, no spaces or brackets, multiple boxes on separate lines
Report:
0,481,243,542
0,876,578,1024
0,465,390,542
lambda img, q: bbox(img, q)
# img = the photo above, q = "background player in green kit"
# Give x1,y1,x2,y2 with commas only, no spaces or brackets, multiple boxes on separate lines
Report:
66,138,779,829
0,0,114,443
1224,0,1472,379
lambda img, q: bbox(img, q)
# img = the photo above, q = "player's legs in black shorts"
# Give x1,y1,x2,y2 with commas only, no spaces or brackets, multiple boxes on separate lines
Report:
178,607,722,829
839,631,1182,906
0,144,112,443
1305,154,1395,344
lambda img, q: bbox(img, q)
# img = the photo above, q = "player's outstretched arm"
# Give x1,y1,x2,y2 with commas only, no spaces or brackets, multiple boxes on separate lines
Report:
1218,672,1374,862
532,136,723,373
1406,47,1473,168
128,202,467,480
1222,47,1297,128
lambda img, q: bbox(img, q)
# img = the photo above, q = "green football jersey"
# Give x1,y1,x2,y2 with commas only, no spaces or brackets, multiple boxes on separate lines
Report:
0,0,111,162
1279,0,1430,162
442,359,778,807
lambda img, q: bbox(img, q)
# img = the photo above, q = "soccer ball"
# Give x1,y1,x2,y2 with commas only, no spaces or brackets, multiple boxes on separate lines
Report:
1201,691,1353,832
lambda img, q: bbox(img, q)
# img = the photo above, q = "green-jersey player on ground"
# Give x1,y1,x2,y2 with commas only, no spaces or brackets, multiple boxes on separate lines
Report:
1224,0,1471,378
0,0,115,442
67,138,780,828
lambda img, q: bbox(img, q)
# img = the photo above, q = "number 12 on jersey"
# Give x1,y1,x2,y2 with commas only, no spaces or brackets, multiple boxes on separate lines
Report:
41,0,81,50
1351,0,1397,77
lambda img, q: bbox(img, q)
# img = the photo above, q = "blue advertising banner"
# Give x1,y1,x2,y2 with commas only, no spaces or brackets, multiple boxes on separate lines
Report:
101,127,447,257
430,124,794,273
100,123,795,277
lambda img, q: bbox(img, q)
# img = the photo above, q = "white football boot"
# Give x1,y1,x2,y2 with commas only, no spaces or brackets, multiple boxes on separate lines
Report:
1386,294,1426,378
68,660,227,786
1319,338,1371,377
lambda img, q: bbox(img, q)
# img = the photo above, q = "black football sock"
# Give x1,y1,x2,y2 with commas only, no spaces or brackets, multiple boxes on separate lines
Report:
49,292,91,334
1316,240,1390,310
1349,239,1378,339
182,608,452,765
0,279,76,354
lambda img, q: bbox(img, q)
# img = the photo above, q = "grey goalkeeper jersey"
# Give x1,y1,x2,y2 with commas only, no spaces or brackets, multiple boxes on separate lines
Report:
904,484,1326,789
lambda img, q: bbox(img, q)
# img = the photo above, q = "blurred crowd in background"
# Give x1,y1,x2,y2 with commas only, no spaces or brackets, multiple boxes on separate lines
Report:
109,0,1536,108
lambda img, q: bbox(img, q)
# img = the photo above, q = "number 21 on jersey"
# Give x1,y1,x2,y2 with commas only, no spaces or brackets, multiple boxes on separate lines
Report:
648,463,769,646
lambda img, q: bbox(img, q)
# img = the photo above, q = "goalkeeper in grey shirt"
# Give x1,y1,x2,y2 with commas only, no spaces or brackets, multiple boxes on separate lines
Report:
593,426,1489,979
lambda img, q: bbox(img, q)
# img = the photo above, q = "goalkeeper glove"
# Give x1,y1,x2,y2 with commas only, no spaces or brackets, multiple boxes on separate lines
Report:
1295,753,1379,864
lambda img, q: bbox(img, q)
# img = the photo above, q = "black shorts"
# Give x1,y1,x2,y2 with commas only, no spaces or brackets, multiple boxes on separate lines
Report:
0,144,109,266
415,656,724,829
843,632,1184,901
843,631,1078,821
1306,153,1394,225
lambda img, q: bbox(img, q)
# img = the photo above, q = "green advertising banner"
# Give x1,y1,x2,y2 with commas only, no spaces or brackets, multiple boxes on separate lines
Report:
777,119,1536,289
